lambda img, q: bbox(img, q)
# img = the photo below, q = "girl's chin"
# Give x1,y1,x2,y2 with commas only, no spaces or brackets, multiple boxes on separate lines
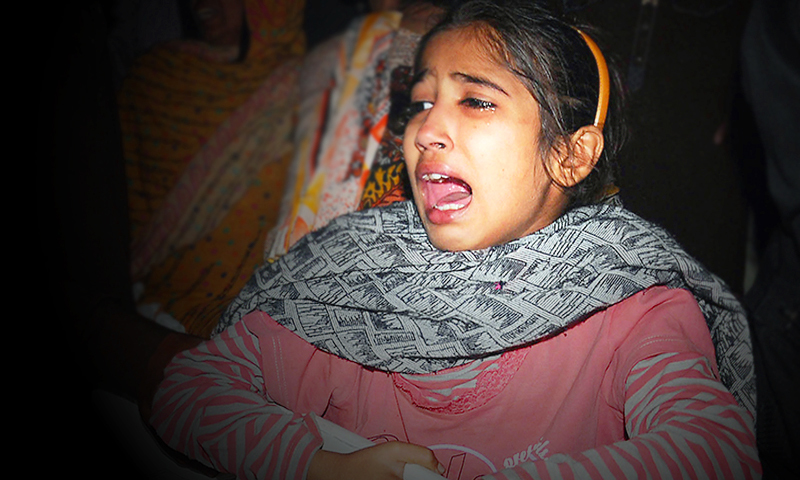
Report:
423,223,480,252
414,199,483,251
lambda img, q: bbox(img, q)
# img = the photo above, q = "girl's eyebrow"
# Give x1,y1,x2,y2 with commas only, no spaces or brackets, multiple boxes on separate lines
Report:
452,72,509,96
409,69,509,97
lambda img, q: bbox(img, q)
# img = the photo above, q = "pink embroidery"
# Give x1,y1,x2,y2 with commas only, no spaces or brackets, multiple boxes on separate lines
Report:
392,348,529,414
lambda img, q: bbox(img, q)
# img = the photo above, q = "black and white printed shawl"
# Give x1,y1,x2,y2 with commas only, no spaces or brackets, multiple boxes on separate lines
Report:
217,200,756,418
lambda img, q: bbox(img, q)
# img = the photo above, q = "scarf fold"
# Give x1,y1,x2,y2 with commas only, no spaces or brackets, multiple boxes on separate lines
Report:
218,200,756,418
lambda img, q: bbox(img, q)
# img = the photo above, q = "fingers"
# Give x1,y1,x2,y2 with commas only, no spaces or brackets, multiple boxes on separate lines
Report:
309,441,444,480
384,442,445,476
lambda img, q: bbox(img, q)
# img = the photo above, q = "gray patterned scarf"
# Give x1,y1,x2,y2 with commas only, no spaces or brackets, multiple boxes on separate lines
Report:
217,200,756,417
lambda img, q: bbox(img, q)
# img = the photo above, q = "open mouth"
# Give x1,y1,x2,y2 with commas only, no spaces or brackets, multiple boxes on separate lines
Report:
419,172,473,212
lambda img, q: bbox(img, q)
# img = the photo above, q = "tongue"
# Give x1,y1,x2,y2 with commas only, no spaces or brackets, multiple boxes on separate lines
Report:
426,179,472,209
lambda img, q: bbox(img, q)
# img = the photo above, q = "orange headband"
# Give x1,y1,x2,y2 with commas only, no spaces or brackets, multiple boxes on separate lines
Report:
575,29,610,129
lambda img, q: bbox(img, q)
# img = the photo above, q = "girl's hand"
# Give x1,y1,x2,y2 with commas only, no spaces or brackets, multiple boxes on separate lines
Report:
308,441,444,480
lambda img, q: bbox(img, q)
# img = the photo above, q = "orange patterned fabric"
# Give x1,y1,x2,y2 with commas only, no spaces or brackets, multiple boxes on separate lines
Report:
118,0,305,337
359,161,409,210
137,156,292,337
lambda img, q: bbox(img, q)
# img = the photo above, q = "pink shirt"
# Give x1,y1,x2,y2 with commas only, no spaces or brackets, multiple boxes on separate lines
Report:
152,286,760,479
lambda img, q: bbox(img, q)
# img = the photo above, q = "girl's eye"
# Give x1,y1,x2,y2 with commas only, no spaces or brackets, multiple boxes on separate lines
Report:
461,98,496,111
408,100,433,116
402,101,433,126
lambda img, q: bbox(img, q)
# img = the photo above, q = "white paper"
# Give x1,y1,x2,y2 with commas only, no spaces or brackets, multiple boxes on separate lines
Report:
314,415,448,480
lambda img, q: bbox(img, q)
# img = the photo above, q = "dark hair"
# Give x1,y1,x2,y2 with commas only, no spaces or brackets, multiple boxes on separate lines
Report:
413,0,627,207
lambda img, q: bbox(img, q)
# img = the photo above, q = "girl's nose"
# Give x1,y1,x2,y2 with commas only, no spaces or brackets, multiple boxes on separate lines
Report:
414,105,453,152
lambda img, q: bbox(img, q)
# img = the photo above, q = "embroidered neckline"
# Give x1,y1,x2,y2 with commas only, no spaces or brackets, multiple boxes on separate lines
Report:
392,348,528,414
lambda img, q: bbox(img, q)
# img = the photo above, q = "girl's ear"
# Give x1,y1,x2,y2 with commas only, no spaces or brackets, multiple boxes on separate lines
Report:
549,125,604,188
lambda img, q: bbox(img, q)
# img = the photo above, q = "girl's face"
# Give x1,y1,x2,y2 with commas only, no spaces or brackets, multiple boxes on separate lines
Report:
403,27,568,251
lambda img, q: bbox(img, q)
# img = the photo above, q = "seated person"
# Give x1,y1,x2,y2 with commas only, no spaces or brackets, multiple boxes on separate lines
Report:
148,1,759,479
119,0,305,338
81,0,306,412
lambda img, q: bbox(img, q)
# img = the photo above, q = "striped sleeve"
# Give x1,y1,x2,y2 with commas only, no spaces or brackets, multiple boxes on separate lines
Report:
486,351,761,480
149,318,324,480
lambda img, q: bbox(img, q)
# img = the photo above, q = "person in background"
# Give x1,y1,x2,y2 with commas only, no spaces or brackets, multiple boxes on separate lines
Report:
119,0,305,339
76,0,306,409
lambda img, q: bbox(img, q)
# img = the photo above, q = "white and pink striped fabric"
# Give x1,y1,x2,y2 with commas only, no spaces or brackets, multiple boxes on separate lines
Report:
151,286,760,480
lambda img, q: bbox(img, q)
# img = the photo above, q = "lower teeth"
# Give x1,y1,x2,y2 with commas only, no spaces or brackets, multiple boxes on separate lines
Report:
434,203,466,211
